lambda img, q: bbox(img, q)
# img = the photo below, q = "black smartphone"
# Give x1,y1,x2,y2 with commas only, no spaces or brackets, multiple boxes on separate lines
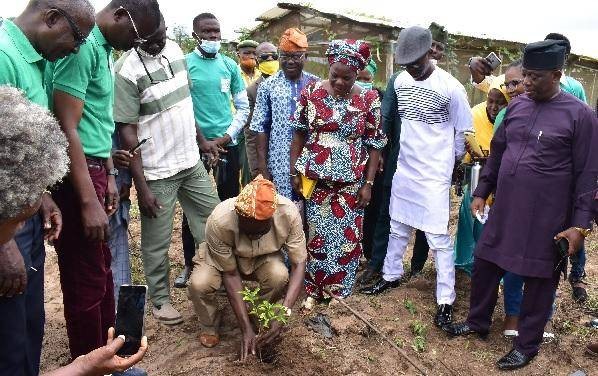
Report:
554,237,569,258
129,137,151,154
115,285,147,356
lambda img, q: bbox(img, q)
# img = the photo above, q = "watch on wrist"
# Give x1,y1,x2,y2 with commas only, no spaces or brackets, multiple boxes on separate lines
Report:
107,168,119,177
365,180,374,187
573,227,591,237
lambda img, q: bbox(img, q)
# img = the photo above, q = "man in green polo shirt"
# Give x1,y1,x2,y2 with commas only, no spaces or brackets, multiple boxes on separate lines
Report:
186,12,250,201
45,0,161,360
0,1,95,374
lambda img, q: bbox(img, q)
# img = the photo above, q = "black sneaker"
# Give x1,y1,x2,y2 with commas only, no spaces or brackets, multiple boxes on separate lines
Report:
434,304,453,327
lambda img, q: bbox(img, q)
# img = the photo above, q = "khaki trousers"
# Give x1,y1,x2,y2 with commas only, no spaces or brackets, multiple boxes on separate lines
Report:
187,248,289,334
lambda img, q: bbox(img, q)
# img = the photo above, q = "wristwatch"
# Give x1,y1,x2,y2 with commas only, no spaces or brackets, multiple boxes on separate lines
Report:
573,227,592,237
107,168,119,177
365,180,374,186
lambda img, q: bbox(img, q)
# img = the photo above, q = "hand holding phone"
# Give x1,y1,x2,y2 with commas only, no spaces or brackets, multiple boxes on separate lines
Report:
485,52,502,71
114,285,147,357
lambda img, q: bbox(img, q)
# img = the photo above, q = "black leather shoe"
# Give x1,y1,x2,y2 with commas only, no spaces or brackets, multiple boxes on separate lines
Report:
571,282,588,303
357,267,380,286
173,265,192,288
359,277,402,295
434,304,453,327
496,348,534,370
442,322,488,339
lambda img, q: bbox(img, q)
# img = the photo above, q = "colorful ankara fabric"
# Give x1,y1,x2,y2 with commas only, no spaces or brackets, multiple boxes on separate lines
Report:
279,28,308,52
304,180,363,299
234,174,278,220
293,81,386,299
326,39,371,72
292,81,386,182
249,70,320,199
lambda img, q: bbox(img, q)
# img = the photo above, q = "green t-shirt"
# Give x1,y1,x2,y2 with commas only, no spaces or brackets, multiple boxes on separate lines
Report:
46,25,115,158
0,19,48,107
185,51,245,140
561,76,587,104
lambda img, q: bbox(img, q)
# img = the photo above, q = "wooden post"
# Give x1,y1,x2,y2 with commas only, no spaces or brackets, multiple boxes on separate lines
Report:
385,41,394,83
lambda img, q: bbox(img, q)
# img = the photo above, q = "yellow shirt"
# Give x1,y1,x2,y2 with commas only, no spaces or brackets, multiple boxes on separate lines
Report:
201,196,306,274
240,67,261,87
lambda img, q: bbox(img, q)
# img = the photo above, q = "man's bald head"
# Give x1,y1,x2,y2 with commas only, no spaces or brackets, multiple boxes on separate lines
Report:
16,0,96,61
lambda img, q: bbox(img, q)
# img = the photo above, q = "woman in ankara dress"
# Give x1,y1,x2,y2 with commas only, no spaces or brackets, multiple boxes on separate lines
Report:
290,40,386,300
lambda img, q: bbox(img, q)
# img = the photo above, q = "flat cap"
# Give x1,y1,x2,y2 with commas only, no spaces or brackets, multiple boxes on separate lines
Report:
395,26,432,65
237,39,259,49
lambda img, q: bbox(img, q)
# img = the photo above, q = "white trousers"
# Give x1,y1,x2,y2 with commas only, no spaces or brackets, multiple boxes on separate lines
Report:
382,219,456,305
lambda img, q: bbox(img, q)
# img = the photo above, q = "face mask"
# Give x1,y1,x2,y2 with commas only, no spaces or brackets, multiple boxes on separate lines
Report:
356,81,373,90
240,56,257,70
258,60,280,76
199,39,221,54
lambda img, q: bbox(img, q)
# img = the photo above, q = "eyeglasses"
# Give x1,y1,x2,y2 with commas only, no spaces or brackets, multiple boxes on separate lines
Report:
259,52,279,61
279,52,305,62
501,79,524,89
53,7,86,48
118,6,147,46
136,50,174,84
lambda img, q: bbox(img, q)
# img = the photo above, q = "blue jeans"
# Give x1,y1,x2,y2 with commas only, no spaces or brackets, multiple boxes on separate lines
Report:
569,246,586,282
0,214,45,376
503,272,556,319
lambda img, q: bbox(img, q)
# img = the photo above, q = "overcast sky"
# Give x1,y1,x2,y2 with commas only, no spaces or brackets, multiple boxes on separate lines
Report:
3,0,597,57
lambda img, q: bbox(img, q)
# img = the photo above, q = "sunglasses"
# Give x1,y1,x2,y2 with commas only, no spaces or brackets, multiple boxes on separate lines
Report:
279,52,305,62
118,6,147,46
400,62,424,70
501,79,524,89
53,7,86,48
259,52,279,61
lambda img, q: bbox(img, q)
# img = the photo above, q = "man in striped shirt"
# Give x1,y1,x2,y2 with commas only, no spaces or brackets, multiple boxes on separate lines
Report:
114,16,220,325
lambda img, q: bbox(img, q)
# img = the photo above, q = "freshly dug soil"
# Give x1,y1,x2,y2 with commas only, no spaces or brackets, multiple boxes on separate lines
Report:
40,192,598,375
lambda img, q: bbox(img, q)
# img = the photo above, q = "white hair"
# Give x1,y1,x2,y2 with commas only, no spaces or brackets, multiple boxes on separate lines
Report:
0,86,69,221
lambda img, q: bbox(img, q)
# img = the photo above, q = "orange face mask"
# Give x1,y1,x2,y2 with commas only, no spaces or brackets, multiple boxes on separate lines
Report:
240,56,257,70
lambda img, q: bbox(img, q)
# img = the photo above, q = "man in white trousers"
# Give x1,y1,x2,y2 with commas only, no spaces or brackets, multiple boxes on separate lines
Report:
361,26,473,328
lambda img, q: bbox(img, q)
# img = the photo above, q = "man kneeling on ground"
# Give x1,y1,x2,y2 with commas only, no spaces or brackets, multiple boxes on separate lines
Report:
187,175,306,359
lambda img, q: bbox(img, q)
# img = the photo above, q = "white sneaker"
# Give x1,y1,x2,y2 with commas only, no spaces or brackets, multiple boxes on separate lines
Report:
152,303,183,325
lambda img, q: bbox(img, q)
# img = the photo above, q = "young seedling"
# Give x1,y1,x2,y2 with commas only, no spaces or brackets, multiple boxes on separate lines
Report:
240,286,289,331
403,299,417,315
409,320,427,353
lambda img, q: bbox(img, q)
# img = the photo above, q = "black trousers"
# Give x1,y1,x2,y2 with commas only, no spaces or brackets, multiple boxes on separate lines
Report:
0,214,45,376
467,257,560,357
215,144,240,201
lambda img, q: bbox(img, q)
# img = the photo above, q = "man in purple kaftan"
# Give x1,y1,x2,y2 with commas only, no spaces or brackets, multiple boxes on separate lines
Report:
443,40,598,370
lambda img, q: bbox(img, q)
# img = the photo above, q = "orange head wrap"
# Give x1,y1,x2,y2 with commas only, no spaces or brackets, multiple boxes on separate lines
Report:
234,175,278,220
279,28,308,52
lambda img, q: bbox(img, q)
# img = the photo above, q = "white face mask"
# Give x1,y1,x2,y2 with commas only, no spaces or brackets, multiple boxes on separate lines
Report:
199,39,221,54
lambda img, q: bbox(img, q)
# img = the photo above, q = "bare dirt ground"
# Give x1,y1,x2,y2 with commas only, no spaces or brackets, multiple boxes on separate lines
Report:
40,191,598,375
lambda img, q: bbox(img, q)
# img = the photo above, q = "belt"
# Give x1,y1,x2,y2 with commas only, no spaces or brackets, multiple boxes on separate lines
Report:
86,156,106,170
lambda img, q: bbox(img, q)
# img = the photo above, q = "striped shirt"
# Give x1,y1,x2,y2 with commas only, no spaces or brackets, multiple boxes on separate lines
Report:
114,40,199,181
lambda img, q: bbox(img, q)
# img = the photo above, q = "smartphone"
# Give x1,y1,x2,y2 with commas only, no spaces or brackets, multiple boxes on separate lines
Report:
115,285,147,356
554,237,569,258
129,137,152,154
485,52,502,71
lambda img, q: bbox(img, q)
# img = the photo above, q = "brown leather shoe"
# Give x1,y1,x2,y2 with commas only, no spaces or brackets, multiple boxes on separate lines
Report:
199,333,220,348
586,342,598,357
